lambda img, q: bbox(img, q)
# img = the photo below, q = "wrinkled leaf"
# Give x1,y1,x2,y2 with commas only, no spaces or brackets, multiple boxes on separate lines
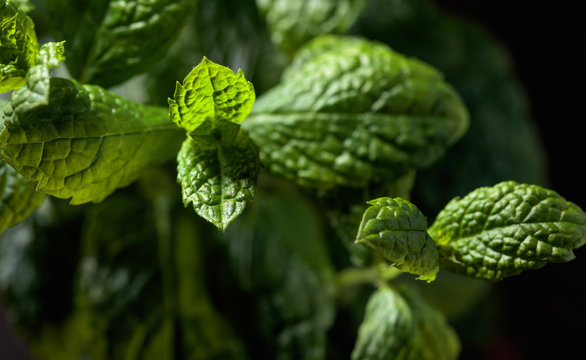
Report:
256,0,369,54
244,35,468,189
0,0,38,92
429,181,586,281
177,131,261,231
356,197,439,282
222,185,336,360
169,57,256,133
45,0,197,87
0,48,183,204
351,285,460,360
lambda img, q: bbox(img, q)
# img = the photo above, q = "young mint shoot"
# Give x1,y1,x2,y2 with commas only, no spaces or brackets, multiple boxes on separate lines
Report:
0,1,583,359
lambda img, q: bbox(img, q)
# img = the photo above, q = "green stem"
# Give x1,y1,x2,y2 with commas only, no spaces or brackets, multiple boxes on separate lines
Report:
154,195,176,360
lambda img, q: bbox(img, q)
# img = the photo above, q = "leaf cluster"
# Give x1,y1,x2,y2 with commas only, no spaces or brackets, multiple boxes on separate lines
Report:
0,0,582,359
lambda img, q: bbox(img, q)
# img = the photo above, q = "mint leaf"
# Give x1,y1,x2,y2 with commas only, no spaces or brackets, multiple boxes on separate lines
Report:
0,0,38,92
356,197,439,282
244,35,469,189
177,131,261,231
256,0,369,54
169,57,255,134
222,188,336,360
352,285,460,360
429,181,586,281
45,0,197,87
0,158,45,235
0,58,183,204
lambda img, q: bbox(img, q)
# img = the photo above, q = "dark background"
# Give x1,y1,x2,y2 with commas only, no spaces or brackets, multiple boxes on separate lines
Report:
2,1,585,359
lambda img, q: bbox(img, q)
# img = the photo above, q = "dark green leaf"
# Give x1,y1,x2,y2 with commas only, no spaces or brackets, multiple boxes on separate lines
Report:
45,0,197,87
0,158,44,234
177,131,261,231
222,185,336,360
429,181,586,281
351,285,460,360
0,52,183,204
356,197,438,282
244,35,468,189
28,189,248,360
256,0,369,54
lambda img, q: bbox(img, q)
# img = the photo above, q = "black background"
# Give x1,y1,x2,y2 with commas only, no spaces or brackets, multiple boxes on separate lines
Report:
2,1,586,359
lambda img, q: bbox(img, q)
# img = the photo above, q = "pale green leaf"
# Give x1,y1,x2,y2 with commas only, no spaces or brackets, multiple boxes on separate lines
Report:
45,0,197,87
351,285,460,360
356,197,439,282
169,57,255,133
177,131,261,231
244,35,468,189
256,0,369,54
0,0,38,92
0,62,183,204
429,181,586,281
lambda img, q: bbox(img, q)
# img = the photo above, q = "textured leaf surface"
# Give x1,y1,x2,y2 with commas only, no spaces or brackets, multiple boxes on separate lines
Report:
45,0,197,87
169,57,255,133
353,0,547,216
0,0,38,92
244,35,468,189
0,158,44,234
177,131,261,231
256,0,368,54
222,187,336,360
0,56,183,204
429,181,586,281
351,285,460,360
356,197,438,282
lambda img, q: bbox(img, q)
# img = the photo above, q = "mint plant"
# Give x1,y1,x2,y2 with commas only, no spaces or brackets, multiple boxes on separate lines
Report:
1,0,583,359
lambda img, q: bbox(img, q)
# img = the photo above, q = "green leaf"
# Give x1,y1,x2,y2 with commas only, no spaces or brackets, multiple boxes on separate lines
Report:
222,186,336,360
0,57,184,204
27,189,249,360
351,285,460,360
45,0,197,87
169,57,256,133
356,197,439,282
244,35,468,189
256,0,369,54
0,0,38,92
177,131,261,231
353,0,547,216
0,158,44,235
429,181,586,281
